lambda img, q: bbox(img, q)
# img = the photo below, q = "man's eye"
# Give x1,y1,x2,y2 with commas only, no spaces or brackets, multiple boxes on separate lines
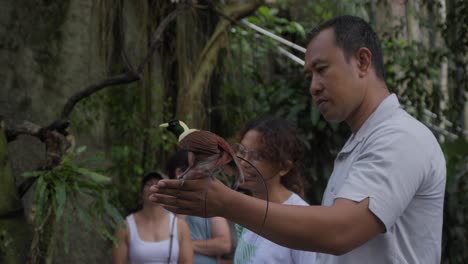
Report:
305,75,312,82
317,66,327,73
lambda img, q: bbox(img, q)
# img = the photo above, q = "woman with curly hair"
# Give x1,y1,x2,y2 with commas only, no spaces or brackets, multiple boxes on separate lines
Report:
232,115,316,264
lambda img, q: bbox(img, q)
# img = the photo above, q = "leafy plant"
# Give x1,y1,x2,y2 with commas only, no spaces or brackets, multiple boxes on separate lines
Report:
23,146,122,258
441,138,468,263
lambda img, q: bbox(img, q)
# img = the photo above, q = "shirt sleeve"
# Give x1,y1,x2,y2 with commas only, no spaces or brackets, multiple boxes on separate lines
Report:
292,249,317,264
336,127,428,231
235,224,244,239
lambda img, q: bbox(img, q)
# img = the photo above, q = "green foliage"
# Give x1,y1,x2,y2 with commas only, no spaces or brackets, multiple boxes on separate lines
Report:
248,6,305,38
221,5,350,203
442,137,468,263
443,0,468,130
382,32,446,120
69,81,176,215
24,146,122,254
293,0,370,38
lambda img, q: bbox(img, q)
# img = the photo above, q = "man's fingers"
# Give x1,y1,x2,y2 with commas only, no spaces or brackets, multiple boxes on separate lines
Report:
151,187,197,202
162,205,206,217
150,193,207,216
182,169,208,180
151,193,191,207
156,178,208,191
151,189,207,207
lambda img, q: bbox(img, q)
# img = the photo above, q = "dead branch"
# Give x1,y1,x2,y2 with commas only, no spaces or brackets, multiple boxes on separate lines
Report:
4,120,43,142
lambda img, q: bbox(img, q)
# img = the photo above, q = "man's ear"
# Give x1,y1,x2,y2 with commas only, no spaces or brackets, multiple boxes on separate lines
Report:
355,47,372,77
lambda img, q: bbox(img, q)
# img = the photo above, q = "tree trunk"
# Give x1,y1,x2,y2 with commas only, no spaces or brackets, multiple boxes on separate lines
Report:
0,121,30,264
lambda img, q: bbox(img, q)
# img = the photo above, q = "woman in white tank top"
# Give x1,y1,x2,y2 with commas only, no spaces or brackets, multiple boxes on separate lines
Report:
112,172,193,264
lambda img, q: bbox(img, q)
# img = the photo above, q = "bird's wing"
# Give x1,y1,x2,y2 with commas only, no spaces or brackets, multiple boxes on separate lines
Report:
216,137,245,189
179,130,220,155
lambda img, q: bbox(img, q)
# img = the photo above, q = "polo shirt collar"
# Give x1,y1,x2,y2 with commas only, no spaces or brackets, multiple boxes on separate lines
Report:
340,93,400,154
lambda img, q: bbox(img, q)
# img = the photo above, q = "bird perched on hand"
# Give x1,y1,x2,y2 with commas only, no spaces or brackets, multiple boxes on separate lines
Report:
159,120,245,189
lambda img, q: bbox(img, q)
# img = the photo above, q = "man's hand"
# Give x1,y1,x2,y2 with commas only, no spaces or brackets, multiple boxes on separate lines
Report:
149,169,233,218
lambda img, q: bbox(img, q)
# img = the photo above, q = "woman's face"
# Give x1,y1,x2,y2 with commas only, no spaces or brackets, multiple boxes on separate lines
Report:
236,130,282,193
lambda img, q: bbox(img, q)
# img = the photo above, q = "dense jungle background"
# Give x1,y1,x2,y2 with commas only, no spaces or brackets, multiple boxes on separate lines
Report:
1,0,467,263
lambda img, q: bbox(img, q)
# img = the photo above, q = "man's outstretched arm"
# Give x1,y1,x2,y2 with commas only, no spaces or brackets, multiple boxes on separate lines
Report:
151,178,384,255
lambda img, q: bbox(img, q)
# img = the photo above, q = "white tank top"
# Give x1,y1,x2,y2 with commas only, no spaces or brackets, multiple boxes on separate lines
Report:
127,213,179,264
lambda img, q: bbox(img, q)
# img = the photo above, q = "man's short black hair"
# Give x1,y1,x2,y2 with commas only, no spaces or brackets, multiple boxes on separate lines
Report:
307,15,386,81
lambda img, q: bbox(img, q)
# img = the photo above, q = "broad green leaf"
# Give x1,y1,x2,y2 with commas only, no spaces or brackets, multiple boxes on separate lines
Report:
76,145,87,155
100,224,116,243
54,181,67,222
22,171,44,178
247,16,260,25
76,167,111,184
75,178,100,191
63,207,71,254
258,6,270,17
104,201,123,226
75,202,93,230
269,7,279,16
35,177,48,224
289,22,305,38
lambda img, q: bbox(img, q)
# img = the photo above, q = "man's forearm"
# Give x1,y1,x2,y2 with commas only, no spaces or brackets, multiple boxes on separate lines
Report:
221,188,353,254
151,179,381,255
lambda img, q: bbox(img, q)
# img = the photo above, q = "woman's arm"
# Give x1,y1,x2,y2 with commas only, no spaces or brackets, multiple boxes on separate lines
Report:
192,217,231,256
112,221,129,264
177,218,194,264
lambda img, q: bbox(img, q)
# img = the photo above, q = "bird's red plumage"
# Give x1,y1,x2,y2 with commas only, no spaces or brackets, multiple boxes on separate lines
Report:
179,130,221,155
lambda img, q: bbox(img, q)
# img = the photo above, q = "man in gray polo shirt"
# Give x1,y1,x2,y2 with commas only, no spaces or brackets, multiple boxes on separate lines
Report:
150,15,446,264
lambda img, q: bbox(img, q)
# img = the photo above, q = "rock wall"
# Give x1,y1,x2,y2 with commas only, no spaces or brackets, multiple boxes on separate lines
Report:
0,0,165,262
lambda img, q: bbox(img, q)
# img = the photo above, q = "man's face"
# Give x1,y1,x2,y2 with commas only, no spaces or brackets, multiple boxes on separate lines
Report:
304,28,365,123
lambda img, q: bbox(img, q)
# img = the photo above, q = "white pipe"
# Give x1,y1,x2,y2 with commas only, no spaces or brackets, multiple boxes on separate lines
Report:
277,46,305,66
241,20,307,53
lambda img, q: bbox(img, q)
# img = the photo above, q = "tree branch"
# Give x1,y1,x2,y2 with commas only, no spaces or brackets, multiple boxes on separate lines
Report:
60,73,140,119
60,5,188,120
137,5,188,75
4,120,43,142
5,5,186,140
2,4,188,198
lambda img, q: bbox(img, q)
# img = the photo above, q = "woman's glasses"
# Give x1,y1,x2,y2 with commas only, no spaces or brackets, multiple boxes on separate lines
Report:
232,143,265,162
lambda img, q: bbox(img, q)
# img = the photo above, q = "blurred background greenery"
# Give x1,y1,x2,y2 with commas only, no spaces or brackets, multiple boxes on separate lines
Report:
0,0,466,263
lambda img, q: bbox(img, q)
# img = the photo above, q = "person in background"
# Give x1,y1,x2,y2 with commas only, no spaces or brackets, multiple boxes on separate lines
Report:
112,171,193,264
167,150,232,264
232,115,316,264
150,15,446,264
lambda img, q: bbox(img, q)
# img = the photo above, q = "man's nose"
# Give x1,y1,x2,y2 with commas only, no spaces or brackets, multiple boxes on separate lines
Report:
309,77,323,96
